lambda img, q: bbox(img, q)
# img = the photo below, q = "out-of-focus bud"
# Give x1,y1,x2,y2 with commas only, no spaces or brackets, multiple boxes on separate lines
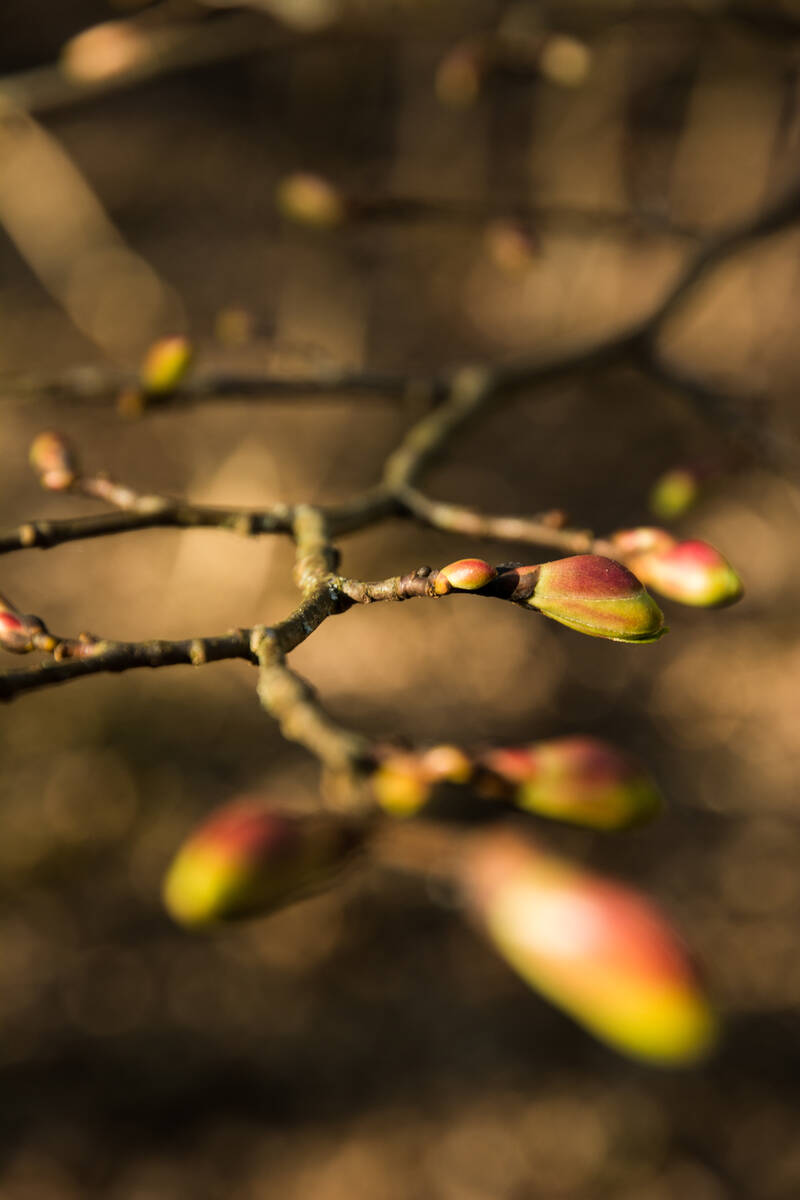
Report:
275,172,346,230
614,532,743,608
649,467,700,521
435,41,486,109
140,335,192,395
460,830,717,1064
29,430,79,491
372,745,473,818
0,594,34,653
434,558,497,595
538,34,592,88
520,555,665,642
481,736,661,830
162,799,363,927
484,219,537,274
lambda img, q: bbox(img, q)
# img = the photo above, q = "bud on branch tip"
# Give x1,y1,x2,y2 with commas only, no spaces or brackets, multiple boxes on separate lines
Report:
29,430,79,491
612,530,743,608
522,555,666,642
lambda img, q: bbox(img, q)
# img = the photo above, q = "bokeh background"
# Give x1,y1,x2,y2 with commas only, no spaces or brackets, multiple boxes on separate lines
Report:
1,1,800,1196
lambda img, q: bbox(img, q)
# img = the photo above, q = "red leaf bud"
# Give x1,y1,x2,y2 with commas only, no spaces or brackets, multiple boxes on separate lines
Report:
616,534,743,608
525,555,665,642
460,831,717,1064
481,736,661,830
162,800,362,926
28,430,79,491
434,558,497,595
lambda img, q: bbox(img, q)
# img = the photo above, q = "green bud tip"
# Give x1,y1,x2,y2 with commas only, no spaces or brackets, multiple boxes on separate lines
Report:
434,558,497,595
140,335,193,395
525,555,666,643
649,467,700,520
163,799,362,926
460,830,717,1065
481,736,661,830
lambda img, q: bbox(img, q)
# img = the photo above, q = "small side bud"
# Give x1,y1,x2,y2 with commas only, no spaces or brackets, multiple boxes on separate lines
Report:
275,172,346,230
29,430,79,491
616,533,743,608
525,555,665,643
434,558,497,595
140,335,193,395
460,831,717,1064
649,467,700,520
162,800,362,926
481,737,661,830
372,744,474,818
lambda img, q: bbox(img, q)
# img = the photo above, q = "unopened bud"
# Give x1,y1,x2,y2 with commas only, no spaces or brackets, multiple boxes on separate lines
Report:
481,737,660,830
615,533,743,608
434,558,497,595
649,467,700,520
162,799,362,926
460,831,717,1064
276,172,346,230
0,595,33,653
29,430,79,491
523,555,665,642
140,335,192,395
372,744,473,818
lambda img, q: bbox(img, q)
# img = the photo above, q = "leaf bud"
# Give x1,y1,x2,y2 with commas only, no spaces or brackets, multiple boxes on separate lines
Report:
140,335,193,395
649,467,700,520
162,799,362,927
29,430,79,491
460,830,717,1064
0,595,34,653
434,558,497,595
481,736,661,830
275,172,346,230
614,532,743,608
524,555,666,642
372,744,473,818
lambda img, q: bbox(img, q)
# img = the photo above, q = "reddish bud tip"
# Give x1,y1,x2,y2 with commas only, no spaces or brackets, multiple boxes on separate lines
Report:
460,831,717,1064
29,430,79,491
620,536,743,608
275,173,346,229
649,468,700,520
0,601,33,653
140,335,193,395
434,558,497,594
481,737,661,830
162,800,362,926
527,555,665,642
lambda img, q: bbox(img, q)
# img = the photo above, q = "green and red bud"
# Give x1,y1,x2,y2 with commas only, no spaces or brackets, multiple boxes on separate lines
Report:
434,558,497,595
140,335,193,395
480,736,661,830
162,799,363,927
460,830,717,1064
649,467,700,520
612,530,743,608
372,745,473,818
513,555,665,643
29,430,79,491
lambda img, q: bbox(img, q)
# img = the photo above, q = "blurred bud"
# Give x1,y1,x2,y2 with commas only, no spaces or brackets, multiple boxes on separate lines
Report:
276,173,346,230
0,594,34,653
372,745,473,818
649,467,700,520
162,800,362,926
484,219,536,273
615,533,743,608
539,34,592,87
435,42,485,109
460,831,717,1064
434,558,497,595
523,555,665,642
140,335,192,395
29,430,79,491
481,736,661,830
